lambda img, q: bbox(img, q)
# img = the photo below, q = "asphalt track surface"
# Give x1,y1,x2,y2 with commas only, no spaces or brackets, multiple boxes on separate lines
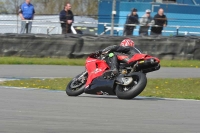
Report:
0,65,200,133
0,87,200,133
0,65,200,79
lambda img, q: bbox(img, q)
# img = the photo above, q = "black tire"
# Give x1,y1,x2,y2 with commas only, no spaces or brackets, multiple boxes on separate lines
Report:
66,72,87,96
116,72,147,99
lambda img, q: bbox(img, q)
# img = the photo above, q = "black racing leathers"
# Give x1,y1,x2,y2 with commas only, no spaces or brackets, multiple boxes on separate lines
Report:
102,45,141,70
102,45,141,57
102,45,129,70
102,45,130,53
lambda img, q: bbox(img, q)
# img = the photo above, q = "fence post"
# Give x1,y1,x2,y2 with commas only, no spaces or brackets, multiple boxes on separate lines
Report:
104,24,106,33
26,20,29,34
176,26,179,36
110,0,116,36
47,27,49,35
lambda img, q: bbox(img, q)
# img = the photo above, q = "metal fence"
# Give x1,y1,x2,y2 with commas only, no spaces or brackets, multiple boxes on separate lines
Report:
0,15,59,34
101,24,200,36
1,0,200,36
1,17,200,36
0,15,98,35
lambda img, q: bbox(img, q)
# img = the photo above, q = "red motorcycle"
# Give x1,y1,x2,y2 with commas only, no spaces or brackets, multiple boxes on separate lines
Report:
66,51,160,99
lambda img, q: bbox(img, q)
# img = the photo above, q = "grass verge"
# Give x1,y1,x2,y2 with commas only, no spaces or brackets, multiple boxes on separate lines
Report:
0,57,85,66
1,78,200,100
160,60,200,68
0,57,199,67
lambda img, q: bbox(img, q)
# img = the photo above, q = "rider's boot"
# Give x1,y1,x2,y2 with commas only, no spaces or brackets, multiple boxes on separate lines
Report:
104,54,119,79
103,68,118,79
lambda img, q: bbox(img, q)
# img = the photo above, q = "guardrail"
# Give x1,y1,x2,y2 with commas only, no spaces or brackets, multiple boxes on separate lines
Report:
0,24,56,34
0,19,80,34
0,19,200,36
101,23,200,36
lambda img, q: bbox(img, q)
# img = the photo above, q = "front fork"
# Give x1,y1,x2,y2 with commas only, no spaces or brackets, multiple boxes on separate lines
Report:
77,71,88,83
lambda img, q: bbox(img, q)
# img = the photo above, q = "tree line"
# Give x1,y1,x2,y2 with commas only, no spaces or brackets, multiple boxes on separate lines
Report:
0,0,98,16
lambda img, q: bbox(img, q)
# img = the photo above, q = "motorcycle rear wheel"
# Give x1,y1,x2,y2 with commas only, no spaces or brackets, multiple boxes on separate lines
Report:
116,72,147,99
66,72,87,96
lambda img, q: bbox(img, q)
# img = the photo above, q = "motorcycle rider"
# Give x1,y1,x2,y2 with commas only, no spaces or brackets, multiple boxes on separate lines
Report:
86,38,141,95
98,38,142,78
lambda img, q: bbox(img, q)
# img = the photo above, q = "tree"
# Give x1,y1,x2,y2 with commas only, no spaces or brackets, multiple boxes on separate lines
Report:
0,1,8,13
0,0,98,16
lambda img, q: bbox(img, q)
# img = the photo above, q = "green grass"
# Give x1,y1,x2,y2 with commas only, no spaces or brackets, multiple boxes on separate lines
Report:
0,57,85,66
161,60,200,68
1,78,200,100
140,78,200,100
0,57,199,67
0,78,72,91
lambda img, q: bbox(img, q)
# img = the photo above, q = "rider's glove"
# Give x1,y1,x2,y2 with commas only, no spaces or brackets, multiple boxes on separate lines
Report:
95,50,102,56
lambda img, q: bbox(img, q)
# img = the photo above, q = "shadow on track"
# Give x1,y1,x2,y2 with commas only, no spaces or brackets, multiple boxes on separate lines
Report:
78,95,166,101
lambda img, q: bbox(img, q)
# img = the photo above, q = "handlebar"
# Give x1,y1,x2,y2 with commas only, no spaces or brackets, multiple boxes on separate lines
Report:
89,50,110,60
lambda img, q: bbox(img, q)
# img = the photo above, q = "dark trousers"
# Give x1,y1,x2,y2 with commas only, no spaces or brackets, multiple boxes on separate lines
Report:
150,31,161,36
139,31,148,36
124,26,135,36
106,53,133,71
61,24,72,34
106,55,119,70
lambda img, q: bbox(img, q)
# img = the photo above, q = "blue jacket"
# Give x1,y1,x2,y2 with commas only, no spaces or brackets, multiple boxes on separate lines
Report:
19,2,35,19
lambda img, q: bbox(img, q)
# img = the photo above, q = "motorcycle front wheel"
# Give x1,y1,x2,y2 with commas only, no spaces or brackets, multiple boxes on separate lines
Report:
66,71,87,96
116,72,147,99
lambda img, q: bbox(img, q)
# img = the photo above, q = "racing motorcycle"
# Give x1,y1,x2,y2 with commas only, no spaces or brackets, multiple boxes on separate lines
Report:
66,51,160,99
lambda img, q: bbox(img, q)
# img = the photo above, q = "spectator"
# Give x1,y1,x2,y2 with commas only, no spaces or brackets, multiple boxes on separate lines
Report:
151,8,167,35
19,0,35,34
123,8,139,36
60,2,74,34
139,9,154,36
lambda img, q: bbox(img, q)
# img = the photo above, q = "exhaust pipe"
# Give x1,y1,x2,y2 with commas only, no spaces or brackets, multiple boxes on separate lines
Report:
141,64,160,73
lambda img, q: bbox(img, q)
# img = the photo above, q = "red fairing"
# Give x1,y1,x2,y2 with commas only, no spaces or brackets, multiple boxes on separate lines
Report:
144,56,160,63
117,55,129,61
128,53,160,64
128,54,148,63
85,57,109,87
85,53,160,87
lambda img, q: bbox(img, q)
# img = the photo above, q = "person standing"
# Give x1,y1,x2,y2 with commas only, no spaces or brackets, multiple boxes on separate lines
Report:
151,8,167,35
19,0,35,34
139,9,154,36
59,3,74,34
123,8,139,36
